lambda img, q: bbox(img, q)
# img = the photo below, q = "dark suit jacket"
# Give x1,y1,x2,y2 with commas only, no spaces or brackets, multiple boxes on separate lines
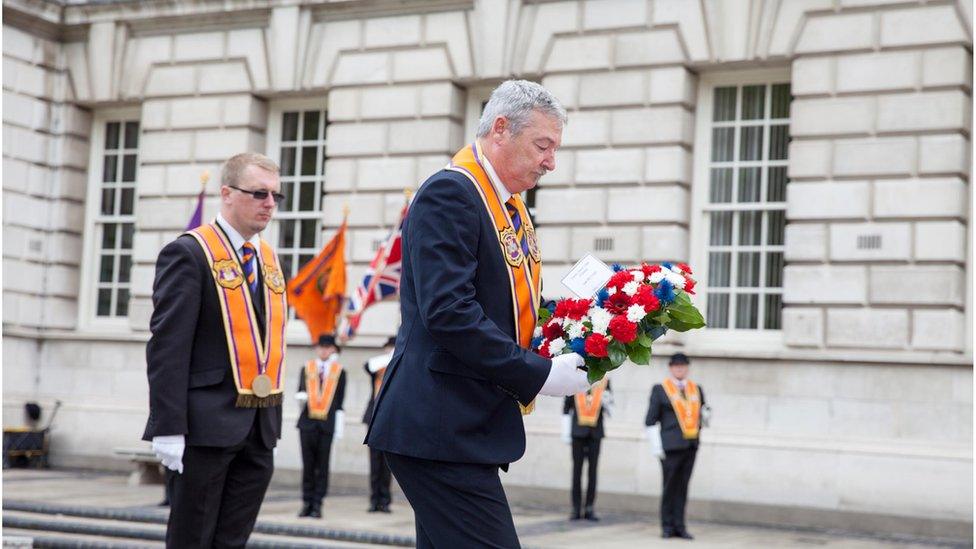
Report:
142,230,281,449
562,381,611,439
296,366,346,434
366,169,551,465
644,382,706,452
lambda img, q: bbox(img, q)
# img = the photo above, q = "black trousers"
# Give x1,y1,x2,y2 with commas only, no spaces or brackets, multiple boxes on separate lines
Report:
384,452,520,549
369,447,392,507
299,429,334,505
167,421,273,549
660,447,697,533
571,437,601,511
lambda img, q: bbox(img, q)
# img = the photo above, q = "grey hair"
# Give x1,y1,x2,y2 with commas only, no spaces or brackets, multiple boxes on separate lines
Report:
476,80,568,138
221,152,279,187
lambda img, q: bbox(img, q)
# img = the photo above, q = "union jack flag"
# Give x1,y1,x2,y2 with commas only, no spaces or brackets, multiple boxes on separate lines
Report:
340,204,408,339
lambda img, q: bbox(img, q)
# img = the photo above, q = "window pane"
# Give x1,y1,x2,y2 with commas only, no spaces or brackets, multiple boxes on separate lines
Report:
712,87,736,122
118,255,132,283
739,126,763,161
764,294,783,329
769,125,789,160
99,255,115,283
279,220,296,248
101,223,117,249
771,84,791,119
741,85,765,120
120,188,134,216
766,252,783,287
767,166,787,202
709,212,732,246
105,122,120,149
738,211,761,245
707,294,729,328
321,149,328,176
103,155,118,183
738,167,761,203
100,188,116,215
303,111,320,141
282,112,299,141
122,154,137,182
767,211,785,245
280,147,296,176
711,128,734,162
735,294,759,329
709,168,733,203
708,252,730,287
737,252,760,287
121,223,134,249
298,181,316,211
124,122,139,148
301,146,317,176
299,219,318,248
116,288,130,317
97,288,113,316
280,255,294,279
298,254,314,268
280,181,295,212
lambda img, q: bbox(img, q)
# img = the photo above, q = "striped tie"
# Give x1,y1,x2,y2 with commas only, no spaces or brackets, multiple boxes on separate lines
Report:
505,198,530,261
241,242,257,293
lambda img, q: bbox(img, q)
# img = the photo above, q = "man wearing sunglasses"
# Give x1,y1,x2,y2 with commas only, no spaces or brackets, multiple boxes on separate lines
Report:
143,152,288,548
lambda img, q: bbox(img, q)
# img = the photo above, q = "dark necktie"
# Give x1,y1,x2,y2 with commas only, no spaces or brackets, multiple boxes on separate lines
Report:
241,242,257,294
505,197,530,260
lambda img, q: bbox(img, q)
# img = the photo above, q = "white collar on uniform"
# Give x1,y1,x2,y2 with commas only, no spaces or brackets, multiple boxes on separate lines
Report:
477,143,513,205
317,354,338,372
216,212,262,260
671,377,687,389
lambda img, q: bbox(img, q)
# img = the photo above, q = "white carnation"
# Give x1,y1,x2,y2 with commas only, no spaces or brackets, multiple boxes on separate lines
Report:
622,281,640,296
533,326,543,338
589,307,613,335
607,286,618,296
626,304,647,323
631,270,645,283
670,264,684,275
547,337,567,355
665,271,687,289
648,271,666,284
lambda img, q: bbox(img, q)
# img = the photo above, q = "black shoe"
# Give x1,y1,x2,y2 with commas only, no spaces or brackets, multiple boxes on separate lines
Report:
662,530,676,538
676,530,694,540
368,504,379,513
298,503,312,517
583,510,600,521
570,508,582,520
378,504,392,513
309,506,322,519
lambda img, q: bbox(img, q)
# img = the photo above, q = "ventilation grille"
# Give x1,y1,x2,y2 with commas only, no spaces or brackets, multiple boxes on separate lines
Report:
856,234,882,250
594,237,614,252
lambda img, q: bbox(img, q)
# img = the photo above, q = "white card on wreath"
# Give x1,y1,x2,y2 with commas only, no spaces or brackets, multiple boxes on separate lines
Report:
561,254,614,298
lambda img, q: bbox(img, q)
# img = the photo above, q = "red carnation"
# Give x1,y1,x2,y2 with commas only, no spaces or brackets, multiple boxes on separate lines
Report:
608,315,638,344
554,300,570,319
566,298,592,320
641,263,662,277
585,333,610,358
542,319,564,340
677,262,693,275
537,340,552,358
683,276,697,295
604,291,632,315
607,270,634,290
634,285,661,312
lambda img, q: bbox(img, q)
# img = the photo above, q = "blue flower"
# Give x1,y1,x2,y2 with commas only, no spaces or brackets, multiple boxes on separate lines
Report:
662,261,674,270
569,337,587,356
531,336,544,350
612,263,625,272
655,279,676,305
595,288,609,308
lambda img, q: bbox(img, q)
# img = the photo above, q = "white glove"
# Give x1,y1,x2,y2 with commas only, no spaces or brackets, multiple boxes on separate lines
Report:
538,353,590,397
334,410,345,440
295,391,308,402
603,390,615,418
152,435,185,474
701,405,712,428
560,414,572,444
273,447,278,458
645,425,665,460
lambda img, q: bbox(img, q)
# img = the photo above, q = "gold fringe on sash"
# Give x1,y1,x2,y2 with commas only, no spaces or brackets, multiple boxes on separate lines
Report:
236,392,283,408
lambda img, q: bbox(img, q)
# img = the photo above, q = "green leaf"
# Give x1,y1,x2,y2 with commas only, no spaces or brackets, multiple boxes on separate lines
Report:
608,341,628,369
652,310,670,324
586,364,607,384
637,331,653,348
537,308,551,325
627,344,651,365
666,292,705,329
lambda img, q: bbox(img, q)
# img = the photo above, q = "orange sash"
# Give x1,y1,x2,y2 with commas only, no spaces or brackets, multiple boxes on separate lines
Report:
186,223,288,408
575,378,608,427
373,367,386,398
306,360,342,420
662,378,700,439
449,143,543,415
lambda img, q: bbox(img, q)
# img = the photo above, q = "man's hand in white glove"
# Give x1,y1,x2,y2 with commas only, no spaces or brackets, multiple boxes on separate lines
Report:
152,435,185,474
295,391,308,402
645,425,665,460
560,414,572,444
538,353,590,397
701,405,712,428
334,410,345,440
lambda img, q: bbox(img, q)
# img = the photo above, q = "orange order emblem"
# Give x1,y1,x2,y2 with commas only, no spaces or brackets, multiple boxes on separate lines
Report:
499,227,524,267
263,263,286,294
213,259,244,289
525,226,541,263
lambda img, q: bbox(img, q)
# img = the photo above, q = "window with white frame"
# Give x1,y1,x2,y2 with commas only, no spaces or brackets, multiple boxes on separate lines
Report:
274,109,329,280
92,119,140,318
701,81,790,330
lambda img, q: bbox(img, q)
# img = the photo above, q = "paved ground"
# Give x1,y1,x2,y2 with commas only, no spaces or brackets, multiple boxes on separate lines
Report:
1,468,967,548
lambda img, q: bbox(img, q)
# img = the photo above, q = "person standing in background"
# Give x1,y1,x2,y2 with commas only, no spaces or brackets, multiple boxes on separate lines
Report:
362,336,397,513
562,378,612,521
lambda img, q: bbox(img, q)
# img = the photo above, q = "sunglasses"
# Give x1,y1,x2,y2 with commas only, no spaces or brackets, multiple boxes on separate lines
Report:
229,185,285,205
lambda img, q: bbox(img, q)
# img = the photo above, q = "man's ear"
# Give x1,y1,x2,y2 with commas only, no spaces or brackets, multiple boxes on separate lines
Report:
491,116,509,140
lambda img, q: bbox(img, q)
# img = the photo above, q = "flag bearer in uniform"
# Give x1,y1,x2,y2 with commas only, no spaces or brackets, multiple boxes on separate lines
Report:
645,353,709,540
562,378,612,521
144,152,288,548
294,334,346,518
362,336,396,513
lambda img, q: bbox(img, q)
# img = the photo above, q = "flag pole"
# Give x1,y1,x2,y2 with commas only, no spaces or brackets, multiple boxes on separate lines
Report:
200,169,210,190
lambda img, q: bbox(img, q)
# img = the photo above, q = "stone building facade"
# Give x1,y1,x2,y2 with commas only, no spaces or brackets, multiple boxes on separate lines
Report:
2,0,972,537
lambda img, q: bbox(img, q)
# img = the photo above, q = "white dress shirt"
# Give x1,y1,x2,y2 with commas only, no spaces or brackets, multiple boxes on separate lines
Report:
477,142,513,205
216,212,262,266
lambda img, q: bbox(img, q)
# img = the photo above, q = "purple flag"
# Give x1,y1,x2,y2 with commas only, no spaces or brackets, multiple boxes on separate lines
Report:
186,190,204,230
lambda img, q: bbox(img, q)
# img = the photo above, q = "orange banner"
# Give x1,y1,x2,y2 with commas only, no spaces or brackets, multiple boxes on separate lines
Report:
287,221,347,342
